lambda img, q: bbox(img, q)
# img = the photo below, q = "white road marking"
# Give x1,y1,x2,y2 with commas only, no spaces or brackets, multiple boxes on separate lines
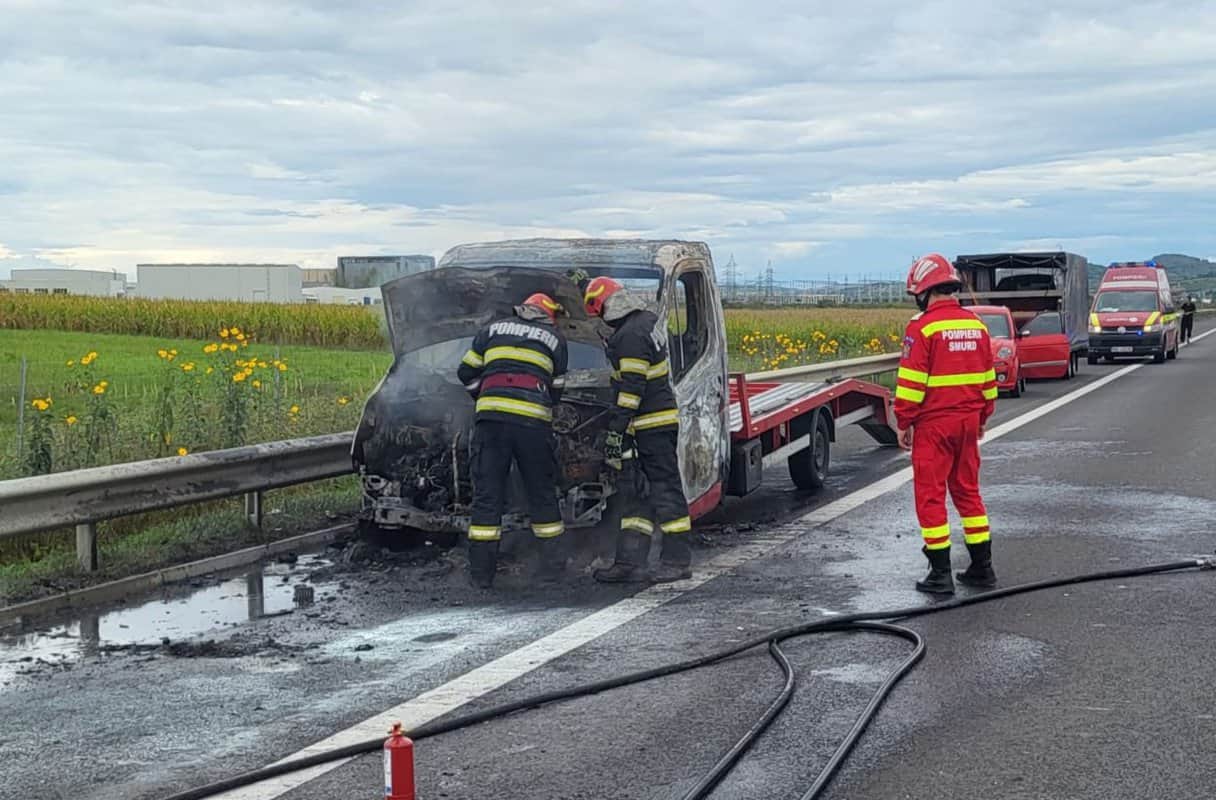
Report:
217,326,1214,799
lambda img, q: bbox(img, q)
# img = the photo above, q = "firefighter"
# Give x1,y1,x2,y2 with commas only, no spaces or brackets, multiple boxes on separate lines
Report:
895,253,999,595
1181,296,1196,344
582,276,692,584
456,292,569,588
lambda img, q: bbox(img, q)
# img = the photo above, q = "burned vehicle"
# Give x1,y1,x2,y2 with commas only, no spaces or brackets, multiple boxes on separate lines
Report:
351,239,731,539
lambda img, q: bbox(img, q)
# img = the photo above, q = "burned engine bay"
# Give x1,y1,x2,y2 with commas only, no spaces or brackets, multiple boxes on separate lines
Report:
351,264,641,535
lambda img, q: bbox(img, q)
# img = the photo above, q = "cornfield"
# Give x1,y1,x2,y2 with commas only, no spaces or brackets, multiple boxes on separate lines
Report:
0,294,388,349
723,307,914,372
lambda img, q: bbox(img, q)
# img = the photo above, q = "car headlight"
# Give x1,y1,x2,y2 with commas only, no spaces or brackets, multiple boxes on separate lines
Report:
997,346,1013,359
1088,324,1101,334
1142,323,1156,333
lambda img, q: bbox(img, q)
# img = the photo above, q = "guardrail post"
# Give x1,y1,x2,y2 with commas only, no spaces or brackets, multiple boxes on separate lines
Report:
244,491,263,528
76,523,98,572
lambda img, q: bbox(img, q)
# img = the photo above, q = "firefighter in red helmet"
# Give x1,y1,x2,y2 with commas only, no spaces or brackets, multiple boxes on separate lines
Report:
896,254,998,594
582,275,692,583
456,292,569,588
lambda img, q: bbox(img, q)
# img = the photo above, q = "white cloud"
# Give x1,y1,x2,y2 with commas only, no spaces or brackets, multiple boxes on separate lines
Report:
2,1,1216,277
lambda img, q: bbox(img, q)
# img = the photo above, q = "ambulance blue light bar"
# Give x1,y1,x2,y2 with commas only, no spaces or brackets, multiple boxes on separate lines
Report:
1107,260,1158,268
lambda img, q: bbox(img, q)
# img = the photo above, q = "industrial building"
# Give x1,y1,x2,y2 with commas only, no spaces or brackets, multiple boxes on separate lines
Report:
302,286,383,306
302,268,337,288
136,263,303,303
336,255,434,288
0,268,128,297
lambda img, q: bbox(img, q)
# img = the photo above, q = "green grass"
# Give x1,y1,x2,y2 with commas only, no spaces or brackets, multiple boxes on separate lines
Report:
0,329,393,478
0,477,361,606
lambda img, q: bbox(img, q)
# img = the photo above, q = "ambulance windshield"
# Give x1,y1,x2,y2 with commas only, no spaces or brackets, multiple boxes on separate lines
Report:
1094,291,1158,313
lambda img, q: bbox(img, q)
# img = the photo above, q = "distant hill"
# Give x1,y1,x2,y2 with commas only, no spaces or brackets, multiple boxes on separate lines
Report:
1149,253,1216,278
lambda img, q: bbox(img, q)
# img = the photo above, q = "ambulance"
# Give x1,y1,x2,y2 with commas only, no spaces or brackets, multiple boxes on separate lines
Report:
1087,260,1181,364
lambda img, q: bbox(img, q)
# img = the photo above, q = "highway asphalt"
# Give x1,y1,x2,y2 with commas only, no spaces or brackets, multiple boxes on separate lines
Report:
2,319,1213,800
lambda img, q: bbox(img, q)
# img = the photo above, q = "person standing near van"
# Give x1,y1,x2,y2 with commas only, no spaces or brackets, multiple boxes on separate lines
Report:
457,293,569,588
895,254,999,594
1181,296,1197,344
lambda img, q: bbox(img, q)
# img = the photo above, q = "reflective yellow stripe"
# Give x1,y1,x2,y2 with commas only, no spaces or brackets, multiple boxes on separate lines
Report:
922,523,951,550
461,350,484,368
617,392,641,409
962,515,989,529
621,517,654,534
1143,312,1161,327
619,357,650,375
631,408,679,430
485,346,553,373
1090,313,1100,327
531,521,565,538
646,359,670,379
475,396,553,422
982,387,999,400
964,531,991,545
921,318,988,338
897,367,929,384
895,385,925,403
468,525,501,541
925,370,995,387
660,516,691,533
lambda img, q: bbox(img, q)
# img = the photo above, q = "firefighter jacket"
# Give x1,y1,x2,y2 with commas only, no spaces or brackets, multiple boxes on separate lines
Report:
894,298,997,430
457,313,568,428
605,309,679,435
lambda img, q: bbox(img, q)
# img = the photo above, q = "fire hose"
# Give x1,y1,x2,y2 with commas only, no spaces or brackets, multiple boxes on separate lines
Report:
162,556,1215,800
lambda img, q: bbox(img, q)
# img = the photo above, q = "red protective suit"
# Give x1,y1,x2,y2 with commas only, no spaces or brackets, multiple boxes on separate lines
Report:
894,298,998,551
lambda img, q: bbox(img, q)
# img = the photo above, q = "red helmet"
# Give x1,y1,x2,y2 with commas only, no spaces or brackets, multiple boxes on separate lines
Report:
522,292,562,323
583,276,623,318
906,253,962,296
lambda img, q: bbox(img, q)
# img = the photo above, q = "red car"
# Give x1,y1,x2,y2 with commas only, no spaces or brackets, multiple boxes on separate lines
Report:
1016,310,1075,380
970,305,1025,397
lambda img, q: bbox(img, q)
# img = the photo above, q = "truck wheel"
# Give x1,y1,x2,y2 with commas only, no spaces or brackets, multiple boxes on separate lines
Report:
1167,338,1178,360
1009,375,1023,398
1153,344,1166,363
788,411,831,491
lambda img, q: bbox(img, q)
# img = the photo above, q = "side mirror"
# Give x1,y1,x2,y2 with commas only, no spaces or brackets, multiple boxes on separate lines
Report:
1018,329,1031,338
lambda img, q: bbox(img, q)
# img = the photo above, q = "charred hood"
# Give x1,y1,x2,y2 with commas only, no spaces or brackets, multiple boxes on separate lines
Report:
381,266,612,358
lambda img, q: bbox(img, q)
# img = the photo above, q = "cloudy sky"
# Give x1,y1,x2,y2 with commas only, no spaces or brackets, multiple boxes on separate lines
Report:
3,1,1216,281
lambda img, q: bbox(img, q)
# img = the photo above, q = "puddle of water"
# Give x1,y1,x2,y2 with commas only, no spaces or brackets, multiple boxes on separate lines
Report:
0,553,336,689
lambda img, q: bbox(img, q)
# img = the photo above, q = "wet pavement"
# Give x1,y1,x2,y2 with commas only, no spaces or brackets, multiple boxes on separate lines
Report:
2,321,1214,800
0,555,338,689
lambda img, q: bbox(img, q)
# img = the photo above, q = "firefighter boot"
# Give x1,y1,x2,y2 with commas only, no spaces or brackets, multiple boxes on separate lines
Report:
536,535,569,583
956,540,997,588
468,540,500,589
593,530,651,583
915,547,955,594
653,534,693,583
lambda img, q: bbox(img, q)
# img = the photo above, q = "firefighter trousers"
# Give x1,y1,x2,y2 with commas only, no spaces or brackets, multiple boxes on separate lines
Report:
616,428,691,564
911,413,990,552
467,420,564,542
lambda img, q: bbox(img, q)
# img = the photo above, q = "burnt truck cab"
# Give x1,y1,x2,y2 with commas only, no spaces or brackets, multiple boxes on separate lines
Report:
351,239,729,537
1087,261,1180,364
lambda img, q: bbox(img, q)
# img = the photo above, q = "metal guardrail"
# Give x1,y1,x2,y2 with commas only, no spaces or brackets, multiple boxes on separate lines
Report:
0,433,355,570
745,352,901,383
0,353,902,572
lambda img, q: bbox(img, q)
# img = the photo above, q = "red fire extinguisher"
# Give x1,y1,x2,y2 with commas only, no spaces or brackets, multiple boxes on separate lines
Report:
383,722,415,800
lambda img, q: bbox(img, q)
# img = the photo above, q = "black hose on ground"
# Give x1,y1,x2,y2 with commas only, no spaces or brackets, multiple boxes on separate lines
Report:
161,557,1213,800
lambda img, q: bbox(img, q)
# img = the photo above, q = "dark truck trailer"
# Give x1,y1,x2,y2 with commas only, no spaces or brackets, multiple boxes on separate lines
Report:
953,251,1090,371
